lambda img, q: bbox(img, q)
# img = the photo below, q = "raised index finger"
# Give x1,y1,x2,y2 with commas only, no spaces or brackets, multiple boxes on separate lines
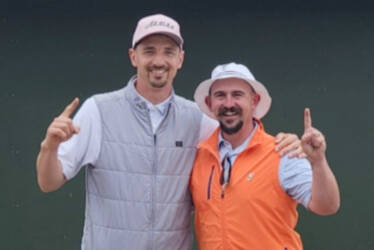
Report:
60,97,80,118
304,107,312,132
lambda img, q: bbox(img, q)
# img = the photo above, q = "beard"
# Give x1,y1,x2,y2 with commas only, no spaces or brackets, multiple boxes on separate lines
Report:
148,66,169,88
150,80,168,88
220,120,243,134
218,106,243,135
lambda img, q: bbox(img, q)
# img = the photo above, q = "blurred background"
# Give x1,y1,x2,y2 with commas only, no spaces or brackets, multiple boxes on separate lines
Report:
1,0,374,249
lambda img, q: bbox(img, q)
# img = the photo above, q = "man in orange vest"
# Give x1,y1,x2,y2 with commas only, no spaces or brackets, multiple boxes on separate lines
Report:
190,62,340,250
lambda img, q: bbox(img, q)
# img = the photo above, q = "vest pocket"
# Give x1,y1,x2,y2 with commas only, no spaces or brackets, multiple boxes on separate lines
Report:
207,165,215,200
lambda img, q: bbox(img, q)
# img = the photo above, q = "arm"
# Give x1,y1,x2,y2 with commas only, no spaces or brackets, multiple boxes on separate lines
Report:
36,98,80,193
302,108,340,215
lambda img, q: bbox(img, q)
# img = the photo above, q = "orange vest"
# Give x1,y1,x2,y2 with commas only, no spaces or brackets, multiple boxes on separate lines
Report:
190,123,303,250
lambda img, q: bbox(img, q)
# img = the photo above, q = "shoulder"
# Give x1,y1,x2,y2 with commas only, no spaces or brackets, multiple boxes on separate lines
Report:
93,88,125,104
254,125,277,149
73,97,99,120
172,95,203,119
174,95,199,110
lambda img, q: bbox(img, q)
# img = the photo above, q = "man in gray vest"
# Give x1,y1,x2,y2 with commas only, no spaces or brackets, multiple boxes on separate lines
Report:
36,14,302,250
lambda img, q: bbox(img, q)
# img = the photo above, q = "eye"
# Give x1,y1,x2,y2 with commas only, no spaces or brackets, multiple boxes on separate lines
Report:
142,48,155,55
213,91,225,98
165,49,176,56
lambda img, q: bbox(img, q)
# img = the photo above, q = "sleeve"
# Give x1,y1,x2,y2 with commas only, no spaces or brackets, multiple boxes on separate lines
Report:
58,97,102,180
279,155,313,208
198,113,219,142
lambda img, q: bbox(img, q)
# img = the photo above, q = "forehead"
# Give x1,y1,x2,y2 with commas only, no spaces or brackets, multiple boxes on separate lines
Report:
210,78,253,93
136,34,179,49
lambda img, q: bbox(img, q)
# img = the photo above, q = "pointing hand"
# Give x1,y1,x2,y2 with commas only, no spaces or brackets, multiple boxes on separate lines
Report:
301,108,327,165
41,98,80,151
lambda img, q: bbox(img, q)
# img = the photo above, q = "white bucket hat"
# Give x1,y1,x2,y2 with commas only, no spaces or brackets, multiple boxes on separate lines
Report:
194,62,272,120
132,14,183,48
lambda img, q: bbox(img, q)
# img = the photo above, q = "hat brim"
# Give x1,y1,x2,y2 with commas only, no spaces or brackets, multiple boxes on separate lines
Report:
194,76,272,120
132,31,183,48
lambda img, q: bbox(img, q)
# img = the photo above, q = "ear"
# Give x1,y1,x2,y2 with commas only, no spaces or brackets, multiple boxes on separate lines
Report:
253,94,261,107
177,49,185,69
128,48,137,67
205,96,212,110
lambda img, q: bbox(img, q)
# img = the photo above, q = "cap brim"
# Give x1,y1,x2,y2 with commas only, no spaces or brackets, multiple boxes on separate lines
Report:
133,31,183,48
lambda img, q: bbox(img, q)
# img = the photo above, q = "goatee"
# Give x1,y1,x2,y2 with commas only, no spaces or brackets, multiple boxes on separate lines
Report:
217,106,243,134
220,120,243,134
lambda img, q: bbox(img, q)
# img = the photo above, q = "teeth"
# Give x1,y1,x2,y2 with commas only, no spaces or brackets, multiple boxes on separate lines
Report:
150,68,167,72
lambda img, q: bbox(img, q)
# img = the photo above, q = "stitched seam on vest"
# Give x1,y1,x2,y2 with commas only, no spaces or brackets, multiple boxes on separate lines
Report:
87,192,191,204
90,168,191,176
90,222,190,232
93,96,105,169
103,140,196,149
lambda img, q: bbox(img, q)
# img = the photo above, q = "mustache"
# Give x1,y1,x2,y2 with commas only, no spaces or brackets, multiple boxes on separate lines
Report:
218,106,242,116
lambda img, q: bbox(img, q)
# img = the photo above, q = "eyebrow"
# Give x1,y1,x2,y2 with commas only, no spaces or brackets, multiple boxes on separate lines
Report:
139,45,179,53
232,90,245,95
212,90,228,97
165,47,178,52
212,89,245,95
141,45,156,50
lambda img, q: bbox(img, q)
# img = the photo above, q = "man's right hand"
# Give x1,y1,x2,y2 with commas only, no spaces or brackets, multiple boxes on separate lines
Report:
37,98,80,192
41,98,80,151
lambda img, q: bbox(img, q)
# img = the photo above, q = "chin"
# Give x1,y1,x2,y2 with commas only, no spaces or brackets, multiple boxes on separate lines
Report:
150,81,168,88
219,120,243,135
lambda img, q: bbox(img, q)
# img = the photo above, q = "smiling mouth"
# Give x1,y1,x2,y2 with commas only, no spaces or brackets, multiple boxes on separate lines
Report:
149,67,168,76
218,107,242,117
222,112,238,117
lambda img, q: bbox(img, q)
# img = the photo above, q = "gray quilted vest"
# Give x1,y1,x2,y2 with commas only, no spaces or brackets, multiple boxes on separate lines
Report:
81,77,202,250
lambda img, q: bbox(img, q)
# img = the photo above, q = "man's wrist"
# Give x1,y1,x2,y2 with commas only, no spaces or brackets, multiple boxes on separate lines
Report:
40,139,59,152
310,155,328,169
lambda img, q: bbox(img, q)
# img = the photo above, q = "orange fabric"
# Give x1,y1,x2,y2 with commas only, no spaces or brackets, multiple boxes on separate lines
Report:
190,123,303,250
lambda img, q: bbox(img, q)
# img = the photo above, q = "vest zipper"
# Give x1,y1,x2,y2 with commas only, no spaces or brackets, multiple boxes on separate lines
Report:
221,188,225,198
150,134,157,250
149,104,169,250
207,165,215,200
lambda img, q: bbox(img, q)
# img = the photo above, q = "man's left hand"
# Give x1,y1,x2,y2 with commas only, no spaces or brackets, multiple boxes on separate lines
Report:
301,108,327,165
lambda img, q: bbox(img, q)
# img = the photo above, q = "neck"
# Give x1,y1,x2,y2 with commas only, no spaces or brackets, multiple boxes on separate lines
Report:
135,79,172,105
222,120,255,149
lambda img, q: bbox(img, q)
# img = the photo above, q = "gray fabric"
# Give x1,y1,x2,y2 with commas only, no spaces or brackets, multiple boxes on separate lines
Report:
81,77,203,250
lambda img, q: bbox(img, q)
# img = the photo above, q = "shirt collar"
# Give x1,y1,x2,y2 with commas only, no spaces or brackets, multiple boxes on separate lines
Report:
218,120,258,162
141,94,171,116
129,76,173,115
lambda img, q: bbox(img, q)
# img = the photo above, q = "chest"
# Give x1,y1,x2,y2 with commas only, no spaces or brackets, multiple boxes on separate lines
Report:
191,149,289,211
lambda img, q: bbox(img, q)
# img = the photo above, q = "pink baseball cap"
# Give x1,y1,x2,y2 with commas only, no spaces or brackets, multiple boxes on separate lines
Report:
132,14,184,48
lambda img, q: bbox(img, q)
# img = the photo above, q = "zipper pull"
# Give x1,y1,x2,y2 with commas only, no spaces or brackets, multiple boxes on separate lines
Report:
221,187,225,198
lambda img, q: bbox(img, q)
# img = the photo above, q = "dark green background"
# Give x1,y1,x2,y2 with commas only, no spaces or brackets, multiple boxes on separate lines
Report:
1,1,373,249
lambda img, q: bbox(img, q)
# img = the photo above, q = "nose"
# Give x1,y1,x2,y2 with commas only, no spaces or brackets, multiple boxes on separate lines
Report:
152,53,167,67
223,95,235,108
